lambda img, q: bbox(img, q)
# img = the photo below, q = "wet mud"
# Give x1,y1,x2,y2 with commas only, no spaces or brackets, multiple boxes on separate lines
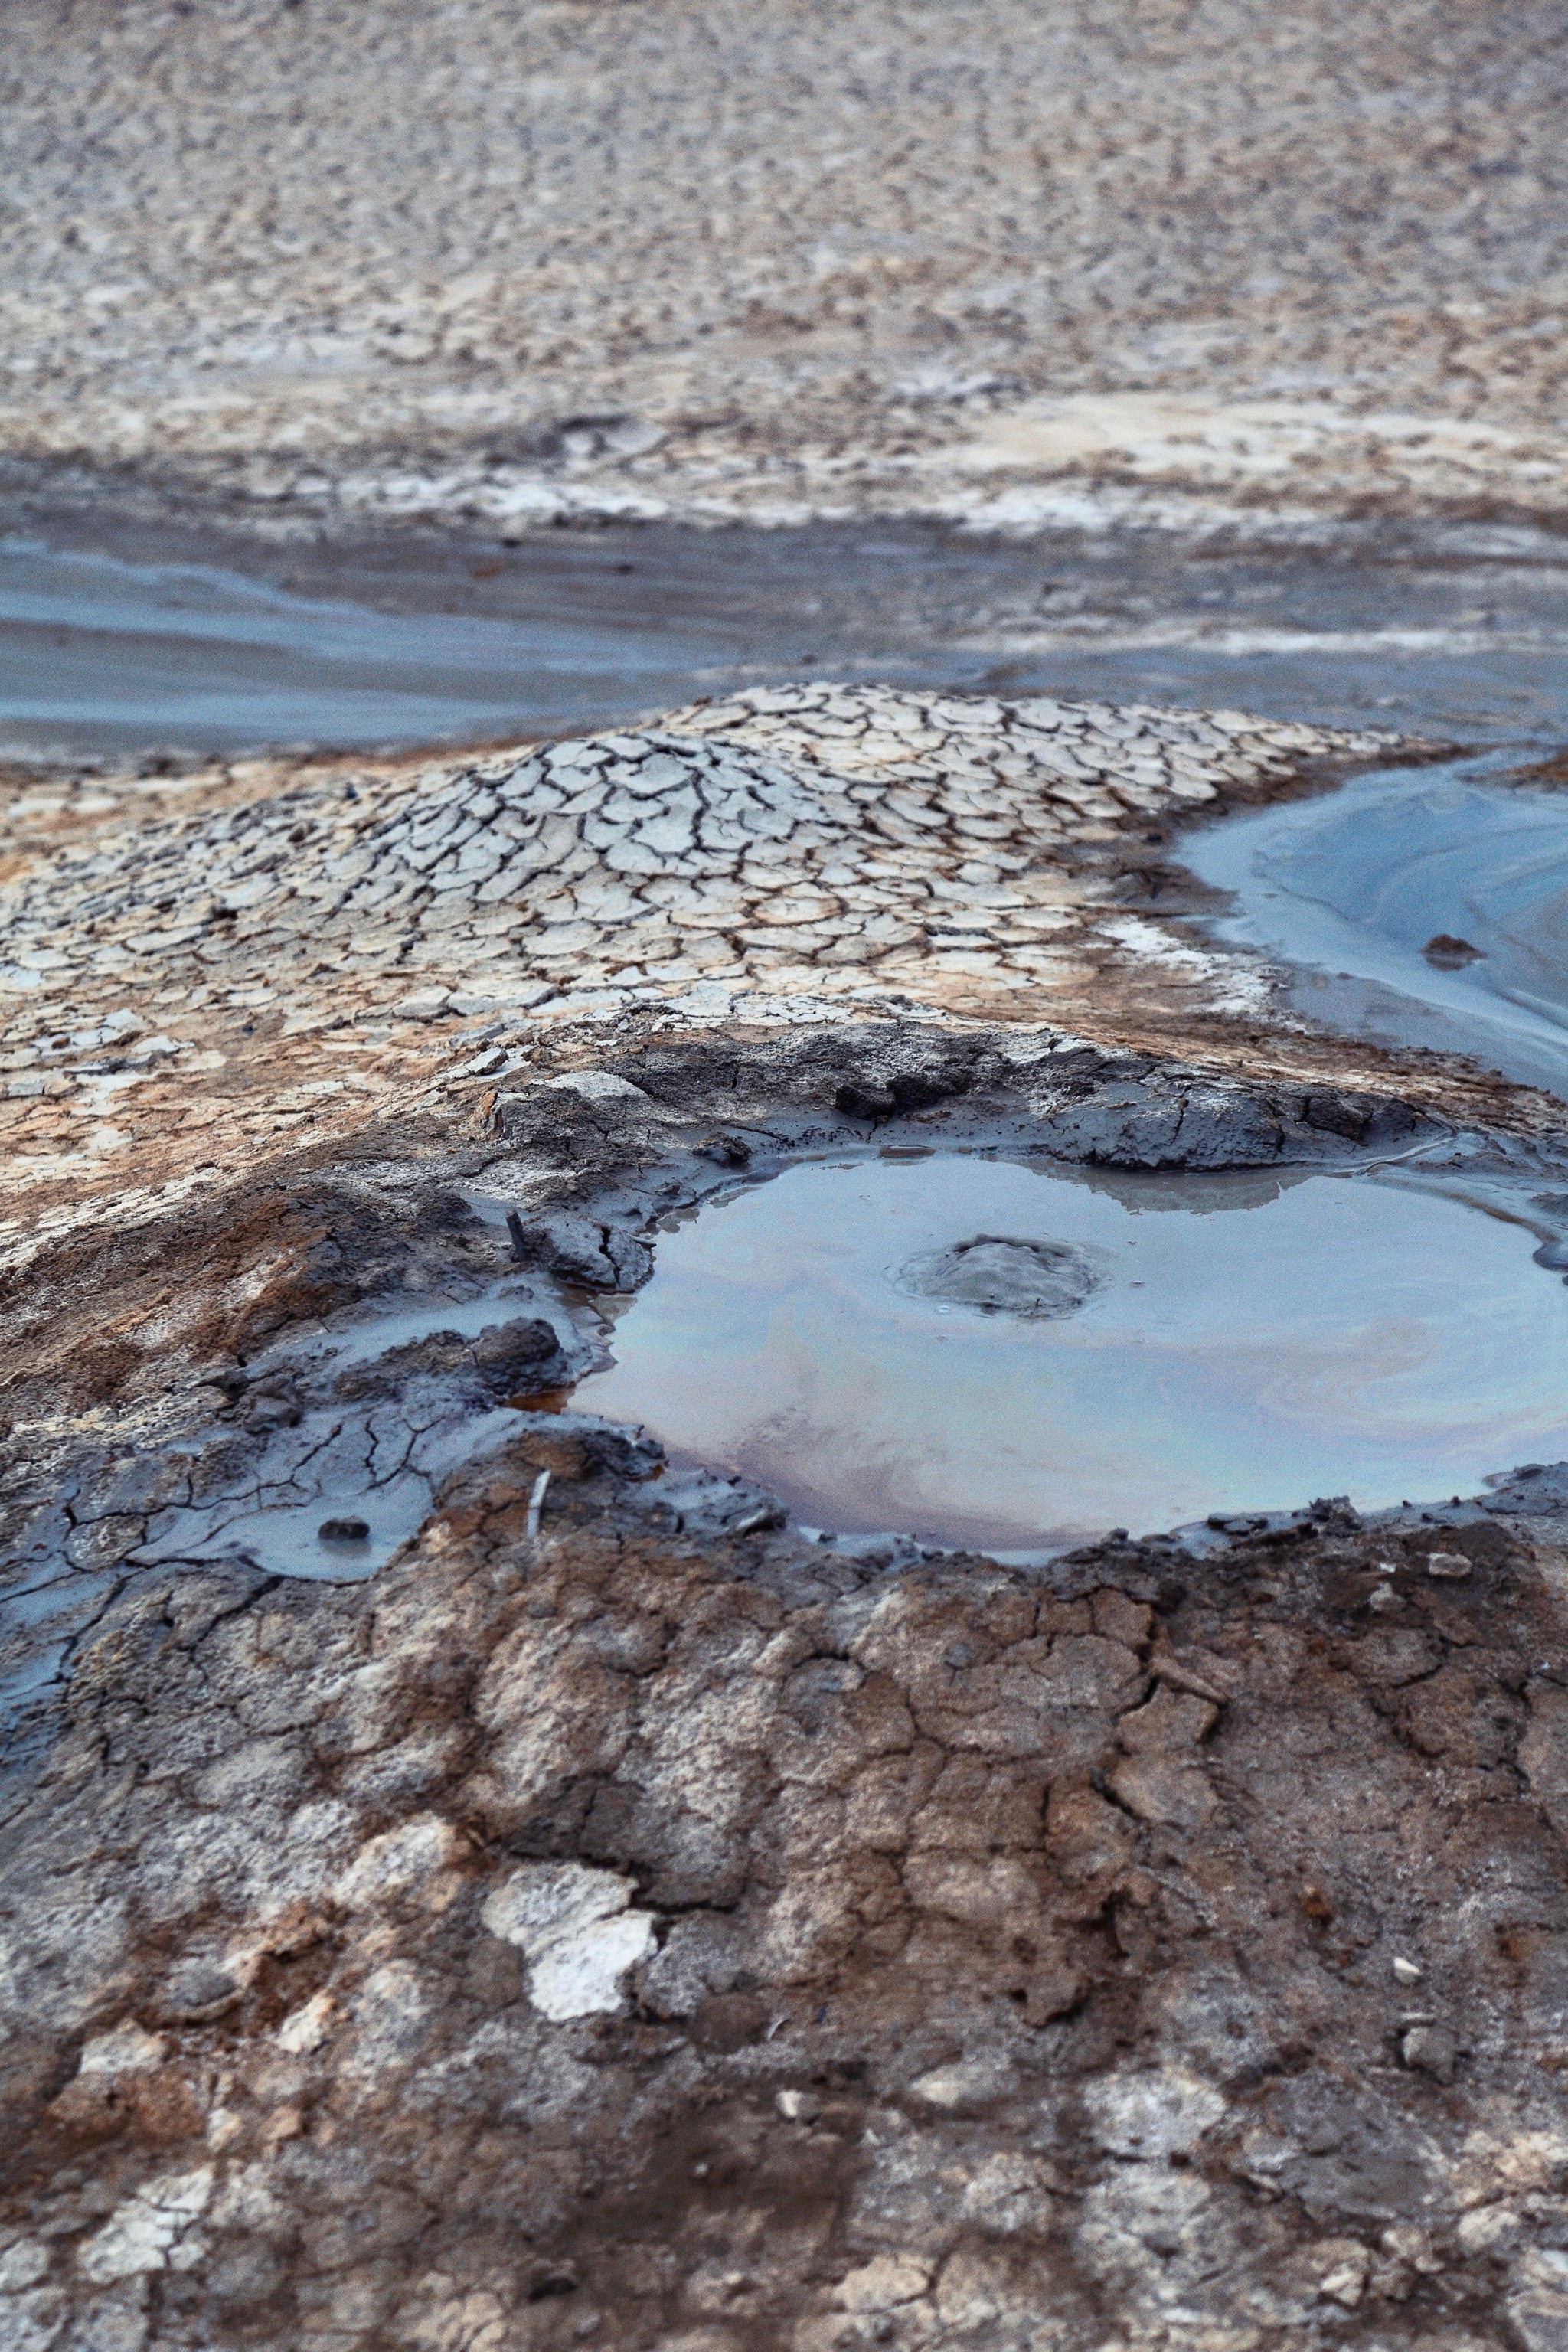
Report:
7,663,1568,2349
11,0,1568,2330
7,495,1568,763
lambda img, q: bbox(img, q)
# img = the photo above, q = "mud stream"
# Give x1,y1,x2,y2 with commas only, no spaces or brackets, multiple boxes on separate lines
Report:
7,508,1568,759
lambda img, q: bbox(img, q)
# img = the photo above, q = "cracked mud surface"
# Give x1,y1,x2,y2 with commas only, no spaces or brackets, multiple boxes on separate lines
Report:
2,679,1504,1253
11,1276,1568,2351
11,9,1568,2335
4,2,1567,534
8,688,1568,2350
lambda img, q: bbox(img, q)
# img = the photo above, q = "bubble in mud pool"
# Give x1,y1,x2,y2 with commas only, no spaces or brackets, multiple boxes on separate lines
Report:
894,1233,1106,1318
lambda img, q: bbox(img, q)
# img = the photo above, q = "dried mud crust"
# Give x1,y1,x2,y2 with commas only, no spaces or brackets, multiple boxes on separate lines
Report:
6,1446,1568,2352
7,688,1568,2347
4,0,1567,531
5,679,1523,1268
4,1026,1568,2346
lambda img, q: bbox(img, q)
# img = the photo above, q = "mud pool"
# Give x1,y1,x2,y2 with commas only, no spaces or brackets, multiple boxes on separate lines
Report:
574,1153,1568,1551
1185,756,1568,1096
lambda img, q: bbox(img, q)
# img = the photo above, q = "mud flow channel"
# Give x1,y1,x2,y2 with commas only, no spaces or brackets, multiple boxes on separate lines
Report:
1185,752,1568,1095
7,509,1568,758
573,1152,1568,1553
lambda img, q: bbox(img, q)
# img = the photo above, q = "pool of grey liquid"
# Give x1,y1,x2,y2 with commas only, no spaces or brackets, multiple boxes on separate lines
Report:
6,509,1568,760
139,1274,577,1585
573,1152,1568,1553
1183,754,1568,1096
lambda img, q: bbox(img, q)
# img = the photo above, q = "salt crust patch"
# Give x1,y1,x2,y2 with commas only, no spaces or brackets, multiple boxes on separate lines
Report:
1083,2064,1227,2159
76,2166,213,2285
482,1860,657,2021
544,1071,652,1104
77,2020,165,2076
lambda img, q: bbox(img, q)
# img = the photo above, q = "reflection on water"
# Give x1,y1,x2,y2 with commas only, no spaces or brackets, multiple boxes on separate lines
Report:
573,1154,1568,1550
1184,757,1568,1095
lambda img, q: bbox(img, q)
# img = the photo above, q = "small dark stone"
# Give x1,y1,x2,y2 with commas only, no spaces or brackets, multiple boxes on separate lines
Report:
159,1959,243,2022
835,1067,969,1120
242,1384,302,1431
526,2268,579,2302
701,1133,752,1167
318,1516,370,1544
471,1315,570,1396
1422,933,1485,968
889,1069,963,1111
1402,2023,1457,2084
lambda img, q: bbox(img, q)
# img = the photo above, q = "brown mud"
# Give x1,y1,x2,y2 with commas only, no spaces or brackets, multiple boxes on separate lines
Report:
7,1326,1568,2351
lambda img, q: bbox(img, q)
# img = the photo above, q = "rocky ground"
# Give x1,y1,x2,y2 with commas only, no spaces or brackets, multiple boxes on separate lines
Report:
3,0,1566,535
6,683,1568,2349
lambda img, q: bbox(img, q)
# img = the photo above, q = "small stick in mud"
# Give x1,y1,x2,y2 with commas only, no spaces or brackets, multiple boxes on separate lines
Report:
525,1470,550,1539
505,1210,527,1263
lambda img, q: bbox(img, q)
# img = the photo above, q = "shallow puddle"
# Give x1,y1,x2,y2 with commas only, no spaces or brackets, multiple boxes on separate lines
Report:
574,1154,1568,1550
1184,757,1568,1095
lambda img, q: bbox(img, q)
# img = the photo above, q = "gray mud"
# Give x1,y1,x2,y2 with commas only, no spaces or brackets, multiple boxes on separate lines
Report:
4,1015,1560,1743
1184,754,1568,1096
7,497,1568,760
12,1022,1568,2350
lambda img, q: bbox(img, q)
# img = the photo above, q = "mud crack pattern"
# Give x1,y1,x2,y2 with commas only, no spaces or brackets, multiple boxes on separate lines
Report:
0,684,1396,1256
4,0,1566,529
5,1446,1568,2352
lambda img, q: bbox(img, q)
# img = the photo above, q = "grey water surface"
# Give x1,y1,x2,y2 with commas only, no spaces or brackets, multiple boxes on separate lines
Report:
573,1153,1568,1552
1183,755,1568,1096
7,506,1568,760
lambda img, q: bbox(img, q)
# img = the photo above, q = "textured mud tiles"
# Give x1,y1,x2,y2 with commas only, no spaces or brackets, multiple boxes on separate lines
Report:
0,683,1400,1254
2,684,1388,1021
